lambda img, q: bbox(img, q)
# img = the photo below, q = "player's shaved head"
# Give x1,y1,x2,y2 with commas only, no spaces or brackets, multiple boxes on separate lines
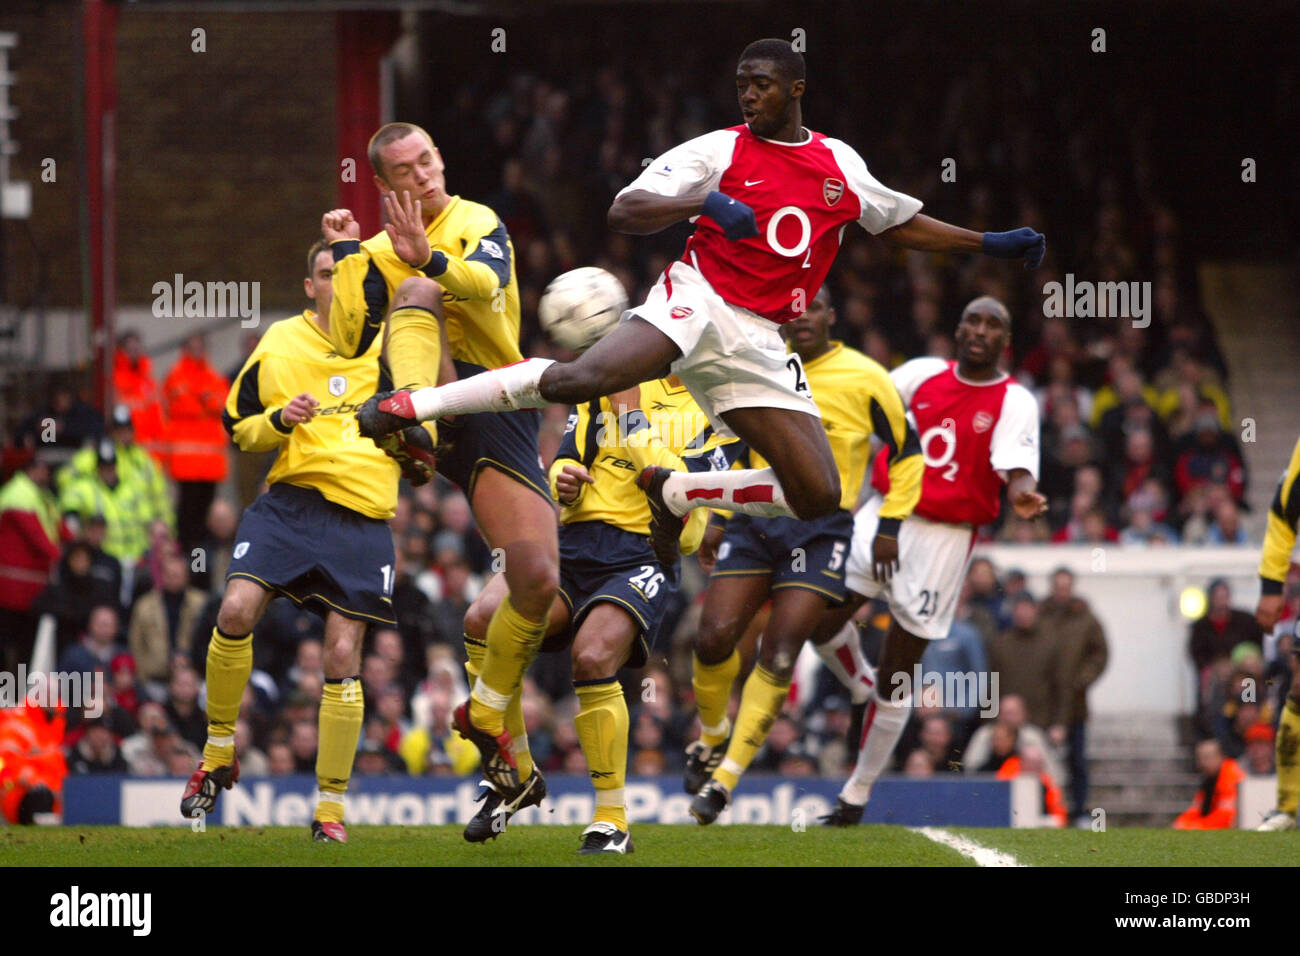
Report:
740,38,806,83
961,295,1011,328
368,122,436,177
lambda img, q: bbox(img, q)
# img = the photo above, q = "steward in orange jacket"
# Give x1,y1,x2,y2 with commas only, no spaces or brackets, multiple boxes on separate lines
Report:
1173,740,1245,830
113,331,165,462
162,337,229,484
997,749,1069,827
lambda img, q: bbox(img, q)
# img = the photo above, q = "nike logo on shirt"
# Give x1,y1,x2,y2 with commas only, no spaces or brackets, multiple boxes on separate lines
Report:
744,179,765,186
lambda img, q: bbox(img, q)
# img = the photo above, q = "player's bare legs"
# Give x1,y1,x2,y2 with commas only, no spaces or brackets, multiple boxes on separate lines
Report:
714,405,840,518
570,603,641,854
181,577,273,819
455,467,560,795
824,619,930,825
312,611,367,842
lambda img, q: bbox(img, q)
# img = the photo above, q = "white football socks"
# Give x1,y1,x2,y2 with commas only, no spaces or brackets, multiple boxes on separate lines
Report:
409,358,555,420
839,690,911,806
813,621,876,706
660,467,795,518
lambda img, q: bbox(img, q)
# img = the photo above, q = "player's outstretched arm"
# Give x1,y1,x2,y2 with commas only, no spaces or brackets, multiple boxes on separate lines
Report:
880,213,1045,269
608,188,757,240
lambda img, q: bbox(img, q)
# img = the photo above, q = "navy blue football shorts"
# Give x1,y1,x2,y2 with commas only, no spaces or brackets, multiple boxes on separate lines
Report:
711,509,854,605
435,360,550,503
227,482,397,625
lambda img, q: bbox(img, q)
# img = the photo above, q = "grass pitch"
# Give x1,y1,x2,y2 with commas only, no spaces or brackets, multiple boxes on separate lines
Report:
3,824,1298,867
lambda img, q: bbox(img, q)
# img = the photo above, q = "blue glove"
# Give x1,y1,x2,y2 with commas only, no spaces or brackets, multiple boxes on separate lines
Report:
701,190,758,241
982,227,1046,269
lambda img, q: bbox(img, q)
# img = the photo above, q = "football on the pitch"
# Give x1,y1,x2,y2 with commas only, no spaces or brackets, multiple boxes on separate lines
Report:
537,266,628,351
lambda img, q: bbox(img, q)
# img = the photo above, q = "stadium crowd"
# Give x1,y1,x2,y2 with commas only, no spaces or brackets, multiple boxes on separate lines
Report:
0,38,1285,828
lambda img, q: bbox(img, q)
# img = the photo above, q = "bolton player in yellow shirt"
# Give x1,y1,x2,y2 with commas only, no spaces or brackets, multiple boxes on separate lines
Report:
684,286,922,824
460,376,743,853
1254,434,1300,831
180,239,412,843
320,123,559,802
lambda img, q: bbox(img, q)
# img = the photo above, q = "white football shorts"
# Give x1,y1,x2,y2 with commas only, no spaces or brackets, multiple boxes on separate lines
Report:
624,260,820,437
843,494,977,640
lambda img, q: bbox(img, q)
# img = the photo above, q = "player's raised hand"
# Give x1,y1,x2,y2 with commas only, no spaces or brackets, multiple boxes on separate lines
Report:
696,522,725,574
555,463,595,505
383,190,433,268
982,227,1046,269
1011,488,1048,519
871,533,899,583
1256,594,1285,632
701,190,758,241
282,393,319,426
321,209,360,242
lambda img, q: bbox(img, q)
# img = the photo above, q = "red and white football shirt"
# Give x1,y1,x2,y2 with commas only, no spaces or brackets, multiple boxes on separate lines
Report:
872,358,1040,526
618,125,922,324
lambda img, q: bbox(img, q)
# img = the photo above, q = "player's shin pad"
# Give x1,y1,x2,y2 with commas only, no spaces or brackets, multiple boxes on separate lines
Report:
316,678,364,823
692,650,740,746
840,691,911,806
661,467,794,519
202,629,252,771
714,665,790,791
386,305,443,391
575,679,629,829
410,358,555,421
471,594,549,736
465,633,533,779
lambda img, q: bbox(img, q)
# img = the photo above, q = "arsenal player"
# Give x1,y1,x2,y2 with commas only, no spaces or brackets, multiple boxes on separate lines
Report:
819,295,1047,826
357,38,1045,569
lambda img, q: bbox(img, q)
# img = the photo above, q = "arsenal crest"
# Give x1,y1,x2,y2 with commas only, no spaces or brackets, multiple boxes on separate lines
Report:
328,375,347,397
973,410,994,433
670,306,694,320
823,177,844,206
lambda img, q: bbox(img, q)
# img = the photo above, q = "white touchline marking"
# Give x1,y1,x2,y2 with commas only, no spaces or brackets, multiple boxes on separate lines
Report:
911,827,1027,867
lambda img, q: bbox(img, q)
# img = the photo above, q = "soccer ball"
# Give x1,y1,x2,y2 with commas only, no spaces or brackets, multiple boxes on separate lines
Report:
537,266,628,351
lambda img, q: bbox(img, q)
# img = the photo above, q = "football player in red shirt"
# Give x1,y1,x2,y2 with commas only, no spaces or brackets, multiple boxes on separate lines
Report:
358,39,1044,571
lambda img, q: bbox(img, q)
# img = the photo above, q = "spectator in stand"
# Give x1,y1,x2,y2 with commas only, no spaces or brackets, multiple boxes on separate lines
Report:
59,404,174,534
82,515,125,611
963,693,1064,781
281,638,323,701
1109,428,1172,513
31,541,120,652
288,720,319,773
427,557,478,645
113,330,166,461
997,744,1068,827
56,604,124,676
391,549,438,651
919,615,989,733
1039,423,1095,514
1188,579,1262,731
1089,357,1159,431
120,702,173,776
961,557,1005,639
1204,498,1250,545
904,748,935,777
398,682,478,776
974,722,1019,774
1172,739,1245,829
59,440,161,587
1040,568,1109,824
988,596,1061,737
1173,403,1247,507
1156,350,1232,433
190,497,238,593
162,333,230,554
234,719,270,776
165,666,208,751
1053,499,1117,544
0,449,67,670
267,741,295,775
13,385,105,452
371,627,415,694
67,718,129,774
1243,723,1276,775
128,549,207,686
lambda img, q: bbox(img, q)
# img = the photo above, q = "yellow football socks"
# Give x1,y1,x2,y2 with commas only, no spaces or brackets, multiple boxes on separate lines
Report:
386,304,441,391
575,678,629,831
464,633,533,779
692,649,740,746
714,665,791,792
470,594,548,737
1277,697,1300,816
314,678,365,823
201,629,252,771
